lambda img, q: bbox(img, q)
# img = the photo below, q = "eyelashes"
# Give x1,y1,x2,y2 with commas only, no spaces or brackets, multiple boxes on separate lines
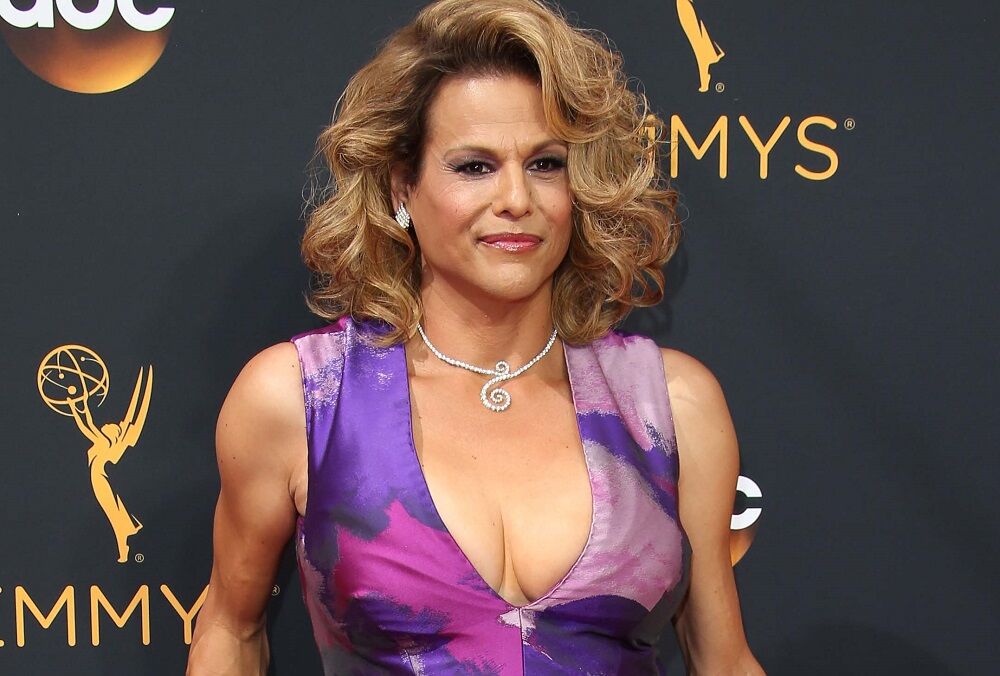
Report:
531,156,567,173
448,156,567,176
447,161,482,174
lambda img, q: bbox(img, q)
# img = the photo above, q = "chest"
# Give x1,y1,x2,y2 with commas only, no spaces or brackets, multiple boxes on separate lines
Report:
292,326,692,672
295,326,688,604
408,373,592,606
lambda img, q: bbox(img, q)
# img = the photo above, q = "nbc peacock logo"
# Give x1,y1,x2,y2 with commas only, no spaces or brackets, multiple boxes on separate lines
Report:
0,1,174,94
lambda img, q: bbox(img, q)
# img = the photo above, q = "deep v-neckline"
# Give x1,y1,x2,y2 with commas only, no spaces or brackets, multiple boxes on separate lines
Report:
398,338,595,610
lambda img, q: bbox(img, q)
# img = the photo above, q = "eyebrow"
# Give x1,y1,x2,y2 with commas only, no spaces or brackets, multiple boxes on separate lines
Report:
445,138,568,156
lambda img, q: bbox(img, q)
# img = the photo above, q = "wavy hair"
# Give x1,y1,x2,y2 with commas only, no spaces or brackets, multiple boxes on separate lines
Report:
302,0,680,346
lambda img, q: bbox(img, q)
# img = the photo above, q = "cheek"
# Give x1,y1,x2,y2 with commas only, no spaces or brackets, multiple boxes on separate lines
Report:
422,184,486,232
539,187,574,234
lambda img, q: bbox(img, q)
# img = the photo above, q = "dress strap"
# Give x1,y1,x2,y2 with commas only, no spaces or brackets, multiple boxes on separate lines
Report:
290,315,353,475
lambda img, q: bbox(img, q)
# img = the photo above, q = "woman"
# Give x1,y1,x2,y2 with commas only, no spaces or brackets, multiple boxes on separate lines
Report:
187,0,765,673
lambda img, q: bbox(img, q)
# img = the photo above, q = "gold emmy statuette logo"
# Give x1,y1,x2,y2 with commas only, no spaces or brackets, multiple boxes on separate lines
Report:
0,1,174,94
37,345,153,563
675,0,724,92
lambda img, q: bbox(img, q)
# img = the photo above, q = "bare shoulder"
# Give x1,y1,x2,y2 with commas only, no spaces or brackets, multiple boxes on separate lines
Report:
659,347,730,415
224,342,303,417
216,341,305,480
658,347,738,473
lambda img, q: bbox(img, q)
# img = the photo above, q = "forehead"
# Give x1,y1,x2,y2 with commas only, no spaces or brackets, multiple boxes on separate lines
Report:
424,73,556,149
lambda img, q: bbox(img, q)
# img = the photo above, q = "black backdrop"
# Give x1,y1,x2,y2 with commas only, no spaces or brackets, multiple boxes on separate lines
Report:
1,1,997,674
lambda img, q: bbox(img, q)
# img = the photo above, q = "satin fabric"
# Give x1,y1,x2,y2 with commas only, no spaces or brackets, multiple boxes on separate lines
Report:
291,315,690,674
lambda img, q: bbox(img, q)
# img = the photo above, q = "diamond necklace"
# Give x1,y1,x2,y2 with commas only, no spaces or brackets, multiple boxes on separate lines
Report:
416,322,559,412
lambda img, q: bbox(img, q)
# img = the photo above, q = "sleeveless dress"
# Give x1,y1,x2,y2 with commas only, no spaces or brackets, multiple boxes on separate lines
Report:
290,315,691,675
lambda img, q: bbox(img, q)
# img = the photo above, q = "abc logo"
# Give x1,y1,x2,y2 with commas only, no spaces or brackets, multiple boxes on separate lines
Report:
0,1,174,94
730,475,762,565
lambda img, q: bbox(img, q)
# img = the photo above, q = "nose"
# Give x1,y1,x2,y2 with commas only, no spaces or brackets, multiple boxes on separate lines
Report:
492,164,532,219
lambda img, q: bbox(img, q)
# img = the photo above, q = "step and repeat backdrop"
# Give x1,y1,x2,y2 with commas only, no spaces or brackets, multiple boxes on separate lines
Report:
0,1,995,674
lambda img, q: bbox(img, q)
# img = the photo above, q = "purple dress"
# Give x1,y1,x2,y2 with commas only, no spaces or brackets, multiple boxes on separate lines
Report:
291,315,691,674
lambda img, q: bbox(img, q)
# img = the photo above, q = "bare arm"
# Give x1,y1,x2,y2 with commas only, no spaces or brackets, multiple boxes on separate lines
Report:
662,348,765,676
186,343,306,676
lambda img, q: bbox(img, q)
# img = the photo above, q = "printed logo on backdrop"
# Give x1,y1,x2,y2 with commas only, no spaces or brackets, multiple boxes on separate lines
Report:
676,0,724,93
0,344,207,650
730,475,762,565
655,1,854,180
0,1,174,93
36,344,153,563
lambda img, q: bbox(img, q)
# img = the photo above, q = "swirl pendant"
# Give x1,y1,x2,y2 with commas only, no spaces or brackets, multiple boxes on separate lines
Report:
481,360,513,412
416,324,559,412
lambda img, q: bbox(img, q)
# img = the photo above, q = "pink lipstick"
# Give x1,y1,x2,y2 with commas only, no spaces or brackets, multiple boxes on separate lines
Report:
478,233,541,252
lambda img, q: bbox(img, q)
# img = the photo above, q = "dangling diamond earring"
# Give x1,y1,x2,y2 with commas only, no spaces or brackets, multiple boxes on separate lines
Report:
395,203,411,229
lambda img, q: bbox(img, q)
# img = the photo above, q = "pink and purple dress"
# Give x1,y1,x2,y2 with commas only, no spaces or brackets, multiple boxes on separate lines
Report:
291,315,690,674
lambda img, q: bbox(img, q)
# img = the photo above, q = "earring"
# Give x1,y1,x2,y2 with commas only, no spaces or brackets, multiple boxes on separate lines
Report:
395,203,411,229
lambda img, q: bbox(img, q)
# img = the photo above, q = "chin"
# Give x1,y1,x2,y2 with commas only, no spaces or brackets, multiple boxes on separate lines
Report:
475,273,553,303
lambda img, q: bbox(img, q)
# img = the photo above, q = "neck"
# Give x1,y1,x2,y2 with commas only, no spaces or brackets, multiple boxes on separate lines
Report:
409,277,560,375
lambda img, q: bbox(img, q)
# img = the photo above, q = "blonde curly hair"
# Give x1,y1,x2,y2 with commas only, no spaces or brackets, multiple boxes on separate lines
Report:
302,0,680,347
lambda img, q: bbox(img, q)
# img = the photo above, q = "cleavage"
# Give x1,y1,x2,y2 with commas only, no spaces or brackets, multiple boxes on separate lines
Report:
407,373,592,606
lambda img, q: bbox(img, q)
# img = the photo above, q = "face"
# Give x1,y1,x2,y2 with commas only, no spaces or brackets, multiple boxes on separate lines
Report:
391,73,573,305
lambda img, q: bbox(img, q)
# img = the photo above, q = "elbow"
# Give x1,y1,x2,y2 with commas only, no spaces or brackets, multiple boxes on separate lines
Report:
687,649,767,676
186,613,269,676
728,649,766,676
732,651,767,676
675,627,765,676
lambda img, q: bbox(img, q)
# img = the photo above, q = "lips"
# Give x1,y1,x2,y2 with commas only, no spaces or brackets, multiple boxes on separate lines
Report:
478,233,541,244
478,233,542,253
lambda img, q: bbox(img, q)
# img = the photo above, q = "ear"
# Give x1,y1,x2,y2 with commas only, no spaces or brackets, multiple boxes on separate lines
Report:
388,163,412,212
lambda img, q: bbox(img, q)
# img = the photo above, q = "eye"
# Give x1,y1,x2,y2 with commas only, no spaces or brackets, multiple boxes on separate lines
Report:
532,156,567,172
451,160,493,175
